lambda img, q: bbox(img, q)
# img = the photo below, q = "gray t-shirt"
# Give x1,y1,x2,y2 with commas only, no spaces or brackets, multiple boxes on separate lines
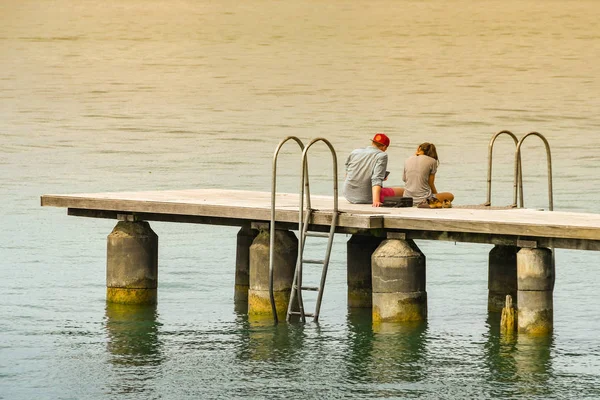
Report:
343,146,388,204
402,154,438,203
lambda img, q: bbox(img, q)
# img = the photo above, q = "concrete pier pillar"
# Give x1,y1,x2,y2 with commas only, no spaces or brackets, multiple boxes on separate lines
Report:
234,225,259,303
347,234,385,308
517,247,555,335
107,221,158,304
372,239,427,322
488,245,518,312
248,229,297,320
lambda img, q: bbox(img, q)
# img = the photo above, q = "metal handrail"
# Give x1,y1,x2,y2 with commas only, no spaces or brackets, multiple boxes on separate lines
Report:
485,130,523,207
292,138,338,322
513,132,554,211
269,136,308,323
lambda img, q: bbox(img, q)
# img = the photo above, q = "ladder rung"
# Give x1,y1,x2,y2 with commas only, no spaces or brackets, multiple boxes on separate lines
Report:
305,231,330,238
301,286,319,291
303,259,324,264
288,311,315,318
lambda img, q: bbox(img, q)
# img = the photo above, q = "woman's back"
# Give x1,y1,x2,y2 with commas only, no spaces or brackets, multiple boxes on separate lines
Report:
403,154,438,203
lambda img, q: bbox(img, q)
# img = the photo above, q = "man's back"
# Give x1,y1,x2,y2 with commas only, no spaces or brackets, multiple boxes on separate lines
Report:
343,146,388,204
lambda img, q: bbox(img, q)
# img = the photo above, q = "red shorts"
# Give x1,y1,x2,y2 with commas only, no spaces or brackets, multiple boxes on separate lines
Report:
380,187,396,202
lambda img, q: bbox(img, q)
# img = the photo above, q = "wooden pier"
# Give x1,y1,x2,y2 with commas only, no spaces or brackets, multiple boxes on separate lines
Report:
41,188,600,334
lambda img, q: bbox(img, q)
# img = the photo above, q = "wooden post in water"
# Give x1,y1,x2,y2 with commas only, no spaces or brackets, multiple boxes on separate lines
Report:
517,247,555,334
347,234,385,308
488,245,518,312
372,238,427,322
234,224,259,304
248,229,297,320
500,294,516,334
106,221,158,304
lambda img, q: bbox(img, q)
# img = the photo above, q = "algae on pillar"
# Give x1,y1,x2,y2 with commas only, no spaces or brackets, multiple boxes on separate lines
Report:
248,229,297,321
347,234,385,308
517,247,554,335
106,221,158,305
372,238,427,322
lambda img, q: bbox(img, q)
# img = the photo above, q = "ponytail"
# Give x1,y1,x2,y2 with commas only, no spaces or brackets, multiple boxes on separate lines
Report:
419,142,439,162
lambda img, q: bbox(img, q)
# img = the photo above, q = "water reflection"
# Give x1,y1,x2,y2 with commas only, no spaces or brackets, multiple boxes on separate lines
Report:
345,308,375,382
484,313,555,398
104,303,163,367
233,295,248,315
234,313,305,363
346,308,428,384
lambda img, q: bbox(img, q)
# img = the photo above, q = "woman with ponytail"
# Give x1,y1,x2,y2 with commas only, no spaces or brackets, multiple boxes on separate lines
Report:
402,142,454,208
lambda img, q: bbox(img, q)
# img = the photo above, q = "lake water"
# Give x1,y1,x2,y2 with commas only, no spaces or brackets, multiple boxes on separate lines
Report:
1,0,600,398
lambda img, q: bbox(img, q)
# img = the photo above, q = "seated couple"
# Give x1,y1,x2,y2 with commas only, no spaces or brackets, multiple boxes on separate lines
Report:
343,133,454,208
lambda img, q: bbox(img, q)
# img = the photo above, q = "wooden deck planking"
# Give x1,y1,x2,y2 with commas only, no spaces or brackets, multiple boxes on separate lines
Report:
41,188,600,250
42,189,381,229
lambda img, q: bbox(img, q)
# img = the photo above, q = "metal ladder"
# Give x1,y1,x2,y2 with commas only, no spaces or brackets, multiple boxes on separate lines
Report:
286,138,338,323
269,136,308,323
513,132,554,211
485,130,523,207
485,130,553,211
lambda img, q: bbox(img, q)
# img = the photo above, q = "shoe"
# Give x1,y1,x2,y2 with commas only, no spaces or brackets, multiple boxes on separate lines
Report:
417,196,442,209
429,198,443,208
442,199,453,208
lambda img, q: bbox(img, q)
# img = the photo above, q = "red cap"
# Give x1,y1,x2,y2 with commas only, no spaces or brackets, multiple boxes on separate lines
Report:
372,133,390,147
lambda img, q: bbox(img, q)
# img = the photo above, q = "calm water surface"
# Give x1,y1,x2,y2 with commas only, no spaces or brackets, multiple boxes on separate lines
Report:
1,0,600,399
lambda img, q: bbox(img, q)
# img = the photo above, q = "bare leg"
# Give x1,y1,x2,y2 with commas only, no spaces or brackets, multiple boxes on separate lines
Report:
391,187,405,197
435,192,454,202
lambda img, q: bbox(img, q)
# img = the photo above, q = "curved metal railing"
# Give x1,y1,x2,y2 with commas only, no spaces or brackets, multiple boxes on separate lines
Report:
269,136,308,323
513,132,554,211
287,137,339,322
485,130,523,207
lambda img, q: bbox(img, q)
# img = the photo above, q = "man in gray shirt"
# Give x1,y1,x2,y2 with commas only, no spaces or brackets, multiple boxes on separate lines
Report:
343,133,404,207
